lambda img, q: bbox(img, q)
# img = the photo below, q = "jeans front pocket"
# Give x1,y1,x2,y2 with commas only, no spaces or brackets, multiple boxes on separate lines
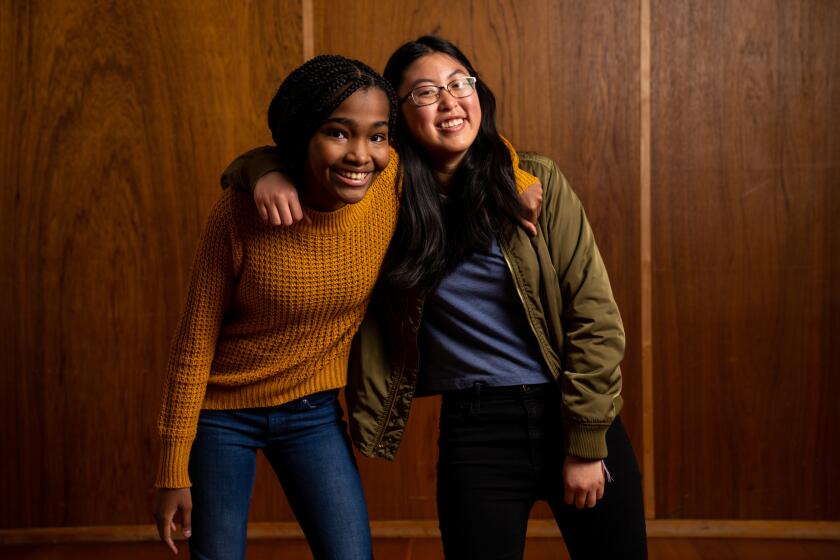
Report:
287,389,339,412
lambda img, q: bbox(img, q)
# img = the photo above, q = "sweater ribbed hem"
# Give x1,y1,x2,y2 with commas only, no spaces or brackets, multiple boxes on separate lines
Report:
202,351,349,410
566,423,610,460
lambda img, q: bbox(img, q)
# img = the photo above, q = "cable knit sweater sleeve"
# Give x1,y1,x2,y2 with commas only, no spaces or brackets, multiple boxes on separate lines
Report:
156,191,240,488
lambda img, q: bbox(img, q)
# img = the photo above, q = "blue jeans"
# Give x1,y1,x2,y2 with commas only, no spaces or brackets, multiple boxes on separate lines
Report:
188,390,372,560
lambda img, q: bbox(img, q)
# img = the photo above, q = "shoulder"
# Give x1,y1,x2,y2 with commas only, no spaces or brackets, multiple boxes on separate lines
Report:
516,152,574,198
516,152,565,188
214,186,263,223
204,189,262,247
516,151,557,175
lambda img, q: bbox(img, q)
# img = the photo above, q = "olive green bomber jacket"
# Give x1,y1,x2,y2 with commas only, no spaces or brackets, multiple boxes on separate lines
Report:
347,152,624,461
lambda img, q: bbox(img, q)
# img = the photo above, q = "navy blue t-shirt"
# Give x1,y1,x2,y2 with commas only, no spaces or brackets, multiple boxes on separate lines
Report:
418,238,552,393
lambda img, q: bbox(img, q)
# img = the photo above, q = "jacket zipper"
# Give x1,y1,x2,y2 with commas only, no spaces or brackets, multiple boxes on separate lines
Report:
497,234,560,380
371,301,424,453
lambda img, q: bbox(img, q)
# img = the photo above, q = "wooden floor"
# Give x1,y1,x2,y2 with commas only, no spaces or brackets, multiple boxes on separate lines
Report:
4,538,840,559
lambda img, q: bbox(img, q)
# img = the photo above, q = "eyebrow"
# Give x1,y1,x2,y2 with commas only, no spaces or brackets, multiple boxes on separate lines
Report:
405,69,466,90
323,117,389,128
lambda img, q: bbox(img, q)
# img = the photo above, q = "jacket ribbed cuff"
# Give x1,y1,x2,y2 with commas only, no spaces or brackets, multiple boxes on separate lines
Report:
566,423,610,460
155,438,193,489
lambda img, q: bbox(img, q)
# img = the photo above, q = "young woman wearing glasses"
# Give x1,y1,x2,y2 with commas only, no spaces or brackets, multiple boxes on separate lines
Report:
224,36,647,560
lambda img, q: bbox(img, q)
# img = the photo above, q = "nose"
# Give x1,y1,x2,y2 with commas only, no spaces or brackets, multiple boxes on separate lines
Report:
345,138,371,166
437,88,458,110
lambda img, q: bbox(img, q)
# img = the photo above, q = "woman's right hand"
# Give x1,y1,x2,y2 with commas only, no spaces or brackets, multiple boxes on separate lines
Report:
255,171,311,226
516,180,543,237
154,487,193,554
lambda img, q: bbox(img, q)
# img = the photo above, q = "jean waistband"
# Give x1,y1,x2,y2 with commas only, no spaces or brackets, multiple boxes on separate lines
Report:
442,382,553,402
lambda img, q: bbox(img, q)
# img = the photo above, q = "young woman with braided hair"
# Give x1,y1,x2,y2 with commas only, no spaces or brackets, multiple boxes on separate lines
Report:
224,36,646,560
153,55,400,560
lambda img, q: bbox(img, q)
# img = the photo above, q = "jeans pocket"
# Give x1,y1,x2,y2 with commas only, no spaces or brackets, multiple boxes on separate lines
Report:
439,399,473,429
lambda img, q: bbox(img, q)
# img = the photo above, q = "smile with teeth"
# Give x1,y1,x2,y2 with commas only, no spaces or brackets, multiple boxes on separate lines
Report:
334,168,372,184
438,118,464,129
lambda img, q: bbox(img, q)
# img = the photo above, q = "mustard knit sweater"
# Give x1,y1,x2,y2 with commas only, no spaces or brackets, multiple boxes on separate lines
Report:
156,144,537,489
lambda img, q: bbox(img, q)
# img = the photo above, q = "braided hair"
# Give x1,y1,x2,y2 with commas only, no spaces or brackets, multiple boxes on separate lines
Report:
268,55,398,173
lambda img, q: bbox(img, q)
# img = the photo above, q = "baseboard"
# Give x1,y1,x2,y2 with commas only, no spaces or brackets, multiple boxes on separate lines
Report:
2,519,839,546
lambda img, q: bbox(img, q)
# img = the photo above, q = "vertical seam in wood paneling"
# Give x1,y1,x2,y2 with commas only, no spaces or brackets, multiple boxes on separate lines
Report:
640,0,655,520
302,0,314,60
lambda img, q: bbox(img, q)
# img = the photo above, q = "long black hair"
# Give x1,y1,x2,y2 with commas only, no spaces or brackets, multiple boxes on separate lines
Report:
381,36,522,295
267,55,398,176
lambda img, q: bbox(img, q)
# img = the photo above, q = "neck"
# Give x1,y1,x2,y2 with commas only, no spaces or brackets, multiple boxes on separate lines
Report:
431,153,466,192
300,180,343,213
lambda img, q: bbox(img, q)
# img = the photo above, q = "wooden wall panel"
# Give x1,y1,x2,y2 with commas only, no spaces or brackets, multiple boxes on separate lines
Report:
311,0,644,520
3,0,838,552
651,0,840,519
0,0,302,528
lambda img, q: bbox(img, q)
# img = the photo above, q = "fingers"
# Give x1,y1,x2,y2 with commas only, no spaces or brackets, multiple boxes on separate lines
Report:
180,505,192,540
517,180,543,234
154,488,192,555
168,521,179,554
564,476,605,509
566,486,601,509
517,216,538,237
155,513,178,554
586,488,598,508
266,202,282,226
258,196,307,227
576,488,588,509
290,198,304,223
276,203,293,226
565,485,574,506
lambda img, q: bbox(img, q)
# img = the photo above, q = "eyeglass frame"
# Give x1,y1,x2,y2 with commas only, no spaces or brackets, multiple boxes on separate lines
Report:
399,76,478,107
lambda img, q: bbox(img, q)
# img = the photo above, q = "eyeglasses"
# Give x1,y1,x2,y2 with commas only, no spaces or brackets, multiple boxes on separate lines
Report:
401,76,477,107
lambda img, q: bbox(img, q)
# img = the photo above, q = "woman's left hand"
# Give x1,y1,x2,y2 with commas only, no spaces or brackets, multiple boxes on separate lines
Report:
517,181,543,237
563,455,605,508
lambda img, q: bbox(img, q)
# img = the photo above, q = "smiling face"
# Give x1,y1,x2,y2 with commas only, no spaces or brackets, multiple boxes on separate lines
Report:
397,52,482,173
303,88,391,211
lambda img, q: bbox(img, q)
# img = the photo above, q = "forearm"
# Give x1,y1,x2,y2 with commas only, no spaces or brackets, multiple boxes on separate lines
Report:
220,145,288,192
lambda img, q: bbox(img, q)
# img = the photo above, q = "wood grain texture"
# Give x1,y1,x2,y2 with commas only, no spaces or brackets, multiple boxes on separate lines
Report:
4,0,838,542
311,0,643,520
0,0,302,528
651,0,840,519
639,0,656,519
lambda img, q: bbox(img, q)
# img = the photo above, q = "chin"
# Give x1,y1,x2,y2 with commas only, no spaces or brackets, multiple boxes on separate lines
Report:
340,191,370,206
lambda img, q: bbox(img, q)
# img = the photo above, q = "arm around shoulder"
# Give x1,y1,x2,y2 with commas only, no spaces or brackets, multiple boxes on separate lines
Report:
220,145,287,193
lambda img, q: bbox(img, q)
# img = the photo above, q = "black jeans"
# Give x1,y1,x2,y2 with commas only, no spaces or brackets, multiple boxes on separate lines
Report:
437,383,647,560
